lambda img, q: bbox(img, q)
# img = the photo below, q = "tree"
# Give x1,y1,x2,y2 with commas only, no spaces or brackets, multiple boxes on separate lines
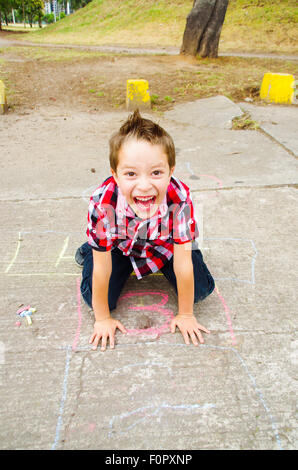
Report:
70,0,92,10
181,0,229,58
0,0,14,30
11,0,43,27
23,0,43,27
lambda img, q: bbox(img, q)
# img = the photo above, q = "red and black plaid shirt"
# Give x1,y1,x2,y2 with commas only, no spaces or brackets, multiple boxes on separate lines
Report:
87,176,199,279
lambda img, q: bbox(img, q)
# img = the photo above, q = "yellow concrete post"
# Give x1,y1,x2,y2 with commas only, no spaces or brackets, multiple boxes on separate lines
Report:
0,80,8,114
126,79,151,111
260,73,295,104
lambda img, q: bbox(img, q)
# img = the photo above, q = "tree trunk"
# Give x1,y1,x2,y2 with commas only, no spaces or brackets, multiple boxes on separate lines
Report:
180,0,229,58
0,12,2,31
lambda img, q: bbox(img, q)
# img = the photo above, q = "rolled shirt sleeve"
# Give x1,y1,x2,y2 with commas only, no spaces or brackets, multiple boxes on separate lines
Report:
86,197,114,252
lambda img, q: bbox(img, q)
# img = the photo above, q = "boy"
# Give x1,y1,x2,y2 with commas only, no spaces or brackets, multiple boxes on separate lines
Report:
76,110,214,351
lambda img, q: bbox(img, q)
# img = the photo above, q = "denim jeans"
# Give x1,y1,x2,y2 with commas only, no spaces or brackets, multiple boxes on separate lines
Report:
79,242,215,310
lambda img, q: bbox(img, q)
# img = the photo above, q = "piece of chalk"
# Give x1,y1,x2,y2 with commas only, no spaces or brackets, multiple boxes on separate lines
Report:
15,321,21,327
19,310,31,317
26,316,32,325
17,305,31,315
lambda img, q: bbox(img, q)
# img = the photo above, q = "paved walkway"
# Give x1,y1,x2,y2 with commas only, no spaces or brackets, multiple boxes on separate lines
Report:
0,96,297,449
1,34,298,61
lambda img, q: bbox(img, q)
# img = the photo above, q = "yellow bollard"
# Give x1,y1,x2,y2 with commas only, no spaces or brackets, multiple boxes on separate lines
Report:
126,79,151,111
260,73,295,104
0,80,8,114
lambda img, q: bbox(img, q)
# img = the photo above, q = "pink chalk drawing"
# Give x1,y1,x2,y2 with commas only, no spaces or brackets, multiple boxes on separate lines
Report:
118,291,174,336
214,283,237,346
199,174,223,189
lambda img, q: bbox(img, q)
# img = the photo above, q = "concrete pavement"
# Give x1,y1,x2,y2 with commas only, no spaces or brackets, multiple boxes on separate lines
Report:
0,96,297,450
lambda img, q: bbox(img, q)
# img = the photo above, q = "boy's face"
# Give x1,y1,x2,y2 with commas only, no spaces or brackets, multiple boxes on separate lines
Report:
111,138,175,219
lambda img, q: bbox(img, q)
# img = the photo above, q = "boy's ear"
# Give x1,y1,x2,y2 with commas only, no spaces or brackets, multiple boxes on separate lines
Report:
111,168,118,183
169,166,175,177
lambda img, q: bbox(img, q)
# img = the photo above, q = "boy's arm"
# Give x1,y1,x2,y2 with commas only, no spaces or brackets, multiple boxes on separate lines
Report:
92,249,112,321
173,242,195,316
171,242,210,345
89,249,127,351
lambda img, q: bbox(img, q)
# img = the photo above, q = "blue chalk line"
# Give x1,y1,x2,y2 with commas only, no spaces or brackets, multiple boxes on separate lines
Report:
108,402,216,437
53,342,283,450
51,346,72,450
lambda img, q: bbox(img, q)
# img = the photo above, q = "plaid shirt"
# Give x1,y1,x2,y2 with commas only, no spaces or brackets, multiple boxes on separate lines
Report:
86,176,199,279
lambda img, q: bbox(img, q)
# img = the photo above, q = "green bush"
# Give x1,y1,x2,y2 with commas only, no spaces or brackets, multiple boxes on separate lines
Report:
43,13,55,24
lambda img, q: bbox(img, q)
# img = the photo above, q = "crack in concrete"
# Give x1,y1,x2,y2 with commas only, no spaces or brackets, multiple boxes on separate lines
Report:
0,183,297,204
257,127,298,159
62,351,89,449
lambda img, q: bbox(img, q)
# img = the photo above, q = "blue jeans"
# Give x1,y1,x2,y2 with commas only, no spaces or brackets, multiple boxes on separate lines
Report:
79,242,215,310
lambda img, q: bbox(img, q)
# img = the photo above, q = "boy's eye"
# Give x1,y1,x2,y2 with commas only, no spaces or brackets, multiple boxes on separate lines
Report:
152,170,162,176
125,172,135,177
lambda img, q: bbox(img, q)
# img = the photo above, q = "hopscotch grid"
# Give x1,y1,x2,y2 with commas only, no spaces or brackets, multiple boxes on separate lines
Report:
3,230,82,275
5,232,276,448
51,278,283,450
3,232,258,284
53,341,283,450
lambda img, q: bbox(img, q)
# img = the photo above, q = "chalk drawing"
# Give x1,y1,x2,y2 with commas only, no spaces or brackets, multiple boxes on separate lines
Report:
51,276,82,450
54,342,283,450
5,231,22,273
111,362,173,376
205,237,258,284
119,291,174,337
55,236,70,268
3,230,81,276
4,231,257,286
214,283,237,346
185,162,224,190
68,422,97,434
108,402,216,437
82,184,98,204
51,345,72,451
50,275,284,450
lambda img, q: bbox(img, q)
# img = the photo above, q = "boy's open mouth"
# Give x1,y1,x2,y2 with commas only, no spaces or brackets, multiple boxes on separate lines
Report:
133,195,157,210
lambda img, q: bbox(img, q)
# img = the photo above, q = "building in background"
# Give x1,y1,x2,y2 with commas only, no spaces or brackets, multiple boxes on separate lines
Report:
44,1,72,17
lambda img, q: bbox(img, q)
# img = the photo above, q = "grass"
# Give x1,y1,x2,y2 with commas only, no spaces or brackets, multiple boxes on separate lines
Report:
0,45,113,61
4,0,297,54
2,44,296,113
232,112,260,130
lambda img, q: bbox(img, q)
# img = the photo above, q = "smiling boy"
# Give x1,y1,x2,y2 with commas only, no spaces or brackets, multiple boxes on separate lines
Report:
76,110,214,351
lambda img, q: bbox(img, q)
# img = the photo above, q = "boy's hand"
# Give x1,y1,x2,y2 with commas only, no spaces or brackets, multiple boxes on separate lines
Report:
89,318,127,351
170,314,210,346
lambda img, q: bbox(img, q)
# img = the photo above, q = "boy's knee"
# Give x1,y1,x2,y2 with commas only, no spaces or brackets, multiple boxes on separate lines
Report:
194,274,215,302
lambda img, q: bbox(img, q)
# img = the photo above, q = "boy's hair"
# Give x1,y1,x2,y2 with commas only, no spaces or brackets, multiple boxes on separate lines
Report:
109,109,176,172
